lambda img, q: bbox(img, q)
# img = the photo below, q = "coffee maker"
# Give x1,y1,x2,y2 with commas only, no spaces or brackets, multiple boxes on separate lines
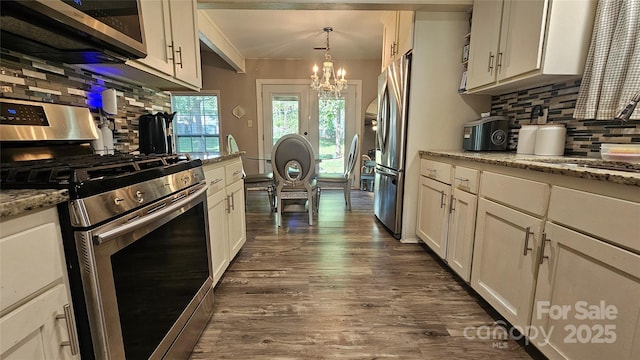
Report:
139,112,176,154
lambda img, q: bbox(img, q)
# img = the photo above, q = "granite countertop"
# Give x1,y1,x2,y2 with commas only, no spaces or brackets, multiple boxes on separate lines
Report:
200,152,243,166
0,153,245,219
420,150,640,187
0,189,69,219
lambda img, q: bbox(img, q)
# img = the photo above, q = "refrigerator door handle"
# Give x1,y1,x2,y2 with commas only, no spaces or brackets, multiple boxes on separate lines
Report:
377,84,390,155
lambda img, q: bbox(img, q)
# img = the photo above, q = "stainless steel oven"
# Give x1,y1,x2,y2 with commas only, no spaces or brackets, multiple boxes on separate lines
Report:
1,99,214,359
71,182,212,359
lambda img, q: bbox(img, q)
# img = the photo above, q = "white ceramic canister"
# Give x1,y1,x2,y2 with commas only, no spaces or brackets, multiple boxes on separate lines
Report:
534,124,566,156
517,125,539,154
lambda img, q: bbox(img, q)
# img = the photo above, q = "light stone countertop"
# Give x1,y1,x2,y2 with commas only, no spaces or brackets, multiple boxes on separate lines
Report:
0,153,245,219
0,189,69,219
419,150,640,187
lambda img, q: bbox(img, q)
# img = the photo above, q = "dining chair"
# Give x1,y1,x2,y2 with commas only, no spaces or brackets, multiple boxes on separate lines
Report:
226,134,276,211
316,134,359,210
271,134,318,226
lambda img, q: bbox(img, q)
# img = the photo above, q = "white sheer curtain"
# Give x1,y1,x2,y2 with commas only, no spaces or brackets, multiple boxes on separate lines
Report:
574,0,640,120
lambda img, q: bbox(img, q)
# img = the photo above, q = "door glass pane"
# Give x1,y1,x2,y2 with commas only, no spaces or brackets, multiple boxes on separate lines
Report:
272,95,299,144
318,97,346,174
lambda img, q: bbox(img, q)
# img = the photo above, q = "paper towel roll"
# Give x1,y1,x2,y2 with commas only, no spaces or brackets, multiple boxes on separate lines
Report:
517,125,539,155
534,124,566,156
101,89,118,115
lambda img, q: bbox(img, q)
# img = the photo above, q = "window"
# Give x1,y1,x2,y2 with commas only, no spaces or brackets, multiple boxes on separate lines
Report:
171,93,220,158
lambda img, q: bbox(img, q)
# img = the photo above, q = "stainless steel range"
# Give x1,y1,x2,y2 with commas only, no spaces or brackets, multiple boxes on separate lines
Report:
0,99,214,359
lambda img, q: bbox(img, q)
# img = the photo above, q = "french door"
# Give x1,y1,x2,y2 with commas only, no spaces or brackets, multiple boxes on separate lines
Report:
258,80,360,177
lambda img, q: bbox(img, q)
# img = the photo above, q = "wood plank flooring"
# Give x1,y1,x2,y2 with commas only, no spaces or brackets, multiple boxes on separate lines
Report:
190,189,545,359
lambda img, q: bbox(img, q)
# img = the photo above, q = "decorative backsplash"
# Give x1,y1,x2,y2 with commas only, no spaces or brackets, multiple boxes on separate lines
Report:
491,79,640,157
0,49,171,153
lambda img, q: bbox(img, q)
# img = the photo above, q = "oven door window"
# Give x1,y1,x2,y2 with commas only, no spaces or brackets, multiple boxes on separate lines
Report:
110,203,209,359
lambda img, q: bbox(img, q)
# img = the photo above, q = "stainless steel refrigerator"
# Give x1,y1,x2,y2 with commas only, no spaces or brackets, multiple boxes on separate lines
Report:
374,53,411,239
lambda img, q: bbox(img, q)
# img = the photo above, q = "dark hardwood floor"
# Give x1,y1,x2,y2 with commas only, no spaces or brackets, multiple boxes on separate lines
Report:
190,189,545,359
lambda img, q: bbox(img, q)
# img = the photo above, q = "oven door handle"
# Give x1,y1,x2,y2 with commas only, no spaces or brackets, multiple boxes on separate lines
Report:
93,184,207,245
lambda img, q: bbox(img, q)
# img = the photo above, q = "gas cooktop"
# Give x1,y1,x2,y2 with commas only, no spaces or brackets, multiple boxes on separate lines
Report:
1,153,201,198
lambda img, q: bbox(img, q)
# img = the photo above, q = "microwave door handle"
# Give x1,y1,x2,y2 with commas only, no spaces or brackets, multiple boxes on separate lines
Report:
93,184,207,245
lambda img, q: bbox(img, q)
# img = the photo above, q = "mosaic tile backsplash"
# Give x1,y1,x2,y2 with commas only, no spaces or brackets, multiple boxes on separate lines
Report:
0,49,171,153
491,79,640,157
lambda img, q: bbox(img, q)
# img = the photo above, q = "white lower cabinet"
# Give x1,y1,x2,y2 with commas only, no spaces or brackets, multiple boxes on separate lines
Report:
204,157,247,286
530,186,640,360
226,179,246,259
532,222,640,360
471,198,543,328
446,187,477,281
0,207,78,360
416,176,451,259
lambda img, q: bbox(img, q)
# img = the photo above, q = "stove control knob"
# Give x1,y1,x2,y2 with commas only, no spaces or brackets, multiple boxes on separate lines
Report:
136,191,144,203
182,176,190,185
114,197,125,205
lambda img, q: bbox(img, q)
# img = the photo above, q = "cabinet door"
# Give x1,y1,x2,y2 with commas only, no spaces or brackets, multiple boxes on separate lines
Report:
497,0,547,81
466,0,503,89
208,189,230,286
227,179,247,260
381,12,397,70
532,223,640,360
137,0,173,76
1,285,76,360
416,176,450,259
395,11,414,58
471,198,542,328
168,0,202,88
446,188,477,282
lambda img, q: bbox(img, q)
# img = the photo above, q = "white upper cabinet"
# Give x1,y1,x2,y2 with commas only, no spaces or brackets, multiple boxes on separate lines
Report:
84,0,202,91
381,11,414,70
137,0,201,90
167,0,202,88
466,0,596,94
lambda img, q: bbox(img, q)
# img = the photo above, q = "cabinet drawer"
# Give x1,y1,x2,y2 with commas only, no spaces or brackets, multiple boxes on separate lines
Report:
420,159,452,184
0,223,63,312
453,166,479,194
204,167,226,195
225,160,244,184
480,172,548,216
548,186,640,252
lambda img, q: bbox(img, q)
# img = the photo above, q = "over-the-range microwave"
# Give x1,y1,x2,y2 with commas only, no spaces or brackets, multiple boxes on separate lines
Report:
0,0,146,64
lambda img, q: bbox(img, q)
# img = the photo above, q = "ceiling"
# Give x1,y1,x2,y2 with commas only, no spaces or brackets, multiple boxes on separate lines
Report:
199,9,390,60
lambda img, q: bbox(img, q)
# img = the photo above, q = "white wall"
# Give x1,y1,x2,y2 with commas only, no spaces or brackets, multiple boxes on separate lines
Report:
400,11,491,243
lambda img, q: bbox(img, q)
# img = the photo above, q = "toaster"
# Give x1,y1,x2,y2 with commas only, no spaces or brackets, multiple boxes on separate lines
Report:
463,116,510,151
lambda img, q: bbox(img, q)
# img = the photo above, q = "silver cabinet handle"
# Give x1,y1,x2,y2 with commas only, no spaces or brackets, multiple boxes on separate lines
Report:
230,193,235,211
167,42,174,62
209,178,223,185
424,168,437,178
449,194,455,213
176,46,183,68
56,304,79,355
440,191,446,209
233,170,242,176
540,233,551,264
523,227,533,256
488,51,495,73
497,52,503,72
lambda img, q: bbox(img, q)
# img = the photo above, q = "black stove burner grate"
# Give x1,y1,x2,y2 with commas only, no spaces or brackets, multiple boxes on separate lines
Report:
1,153,197,194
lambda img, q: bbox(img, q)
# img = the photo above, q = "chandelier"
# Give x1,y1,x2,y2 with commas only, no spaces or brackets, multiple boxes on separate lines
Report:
310,27,347,98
